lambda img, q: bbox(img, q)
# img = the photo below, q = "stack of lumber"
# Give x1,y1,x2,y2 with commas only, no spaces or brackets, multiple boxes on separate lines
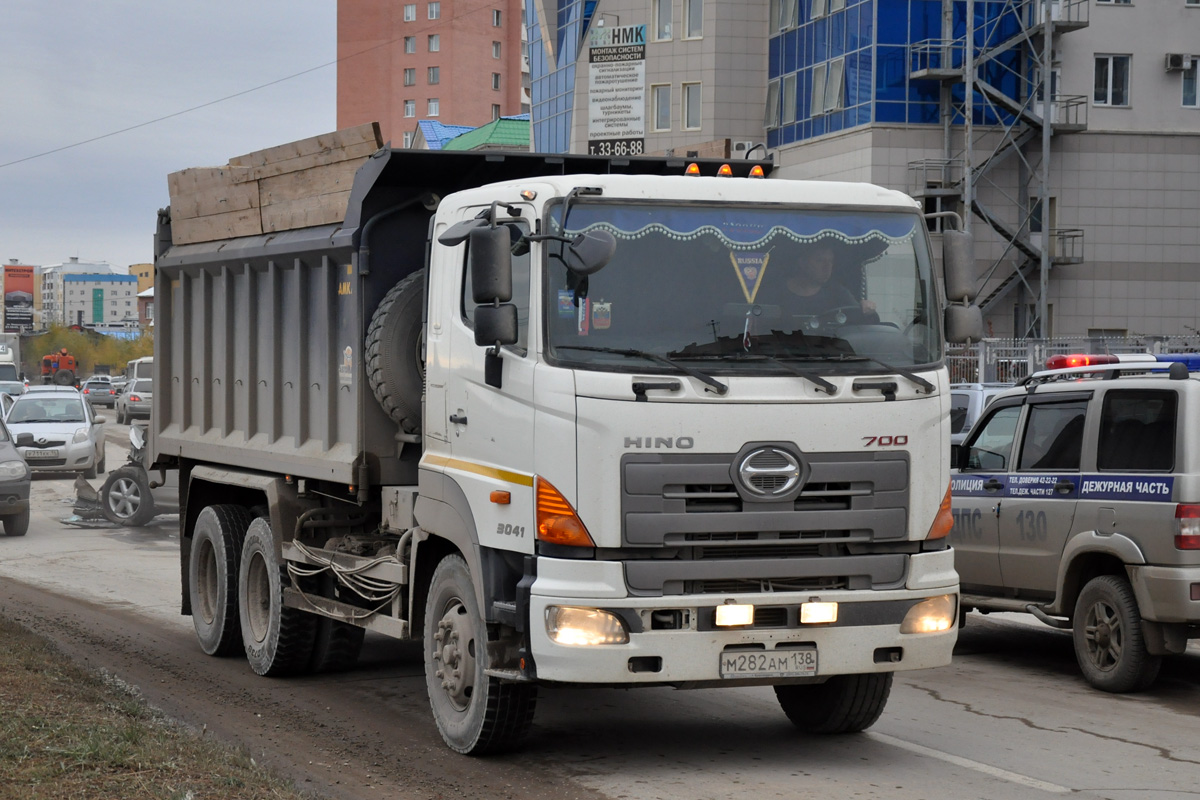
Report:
167,122,383,245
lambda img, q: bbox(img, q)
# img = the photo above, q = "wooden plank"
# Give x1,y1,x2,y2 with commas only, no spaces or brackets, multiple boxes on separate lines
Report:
260,190,353,232
243,138,382,182
258,157,367,210
171,207,263,246
167,166,253,197
169,179,260,222
229,123,382,170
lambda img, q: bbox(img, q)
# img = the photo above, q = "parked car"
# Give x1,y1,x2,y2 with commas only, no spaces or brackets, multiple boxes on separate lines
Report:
0,416,31,536
950,382,1013,458
0,380,26,398
81,377,118,408
2,386,106,478
115,379,153,425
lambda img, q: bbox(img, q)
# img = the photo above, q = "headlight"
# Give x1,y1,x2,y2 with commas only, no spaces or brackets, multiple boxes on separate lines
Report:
545,606,629,645
900,594,957,634
72,428,90,443
0,460,28,480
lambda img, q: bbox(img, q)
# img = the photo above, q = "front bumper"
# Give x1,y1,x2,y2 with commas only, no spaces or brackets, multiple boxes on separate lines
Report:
19,441,96,472
1129,564,1200,623
528,549,959,684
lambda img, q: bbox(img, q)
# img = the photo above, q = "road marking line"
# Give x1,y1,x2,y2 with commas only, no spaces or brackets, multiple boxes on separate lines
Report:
868,732,1072,794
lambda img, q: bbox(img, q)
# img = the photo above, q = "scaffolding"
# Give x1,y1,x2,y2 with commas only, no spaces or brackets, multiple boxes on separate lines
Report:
907,0,1089,338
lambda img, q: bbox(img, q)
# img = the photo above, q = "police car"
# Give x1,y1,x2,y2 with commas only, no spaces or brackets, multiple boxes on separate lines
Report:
951,353,1200,693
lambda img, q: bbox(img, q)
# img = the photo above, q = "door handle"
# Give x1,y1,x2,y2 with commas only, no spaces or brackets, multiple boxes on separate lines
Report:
449,414,467,425
983,478,1004,492
1054,479,1075,495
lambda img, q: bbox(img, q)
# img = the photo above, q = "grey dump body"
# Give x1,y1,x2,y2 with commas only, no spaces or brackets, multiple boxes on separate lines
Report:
151,149,768,487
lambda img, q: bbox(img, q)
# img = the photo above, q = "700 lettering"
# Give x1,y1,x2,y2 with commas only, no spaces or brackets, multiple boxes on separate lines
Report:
863,435,908,447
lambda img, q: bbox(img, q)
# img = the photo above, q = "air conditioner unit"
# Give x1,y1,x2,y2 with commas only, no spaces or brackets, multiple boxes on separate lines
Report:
732,140,760,158
1165,53,1192,72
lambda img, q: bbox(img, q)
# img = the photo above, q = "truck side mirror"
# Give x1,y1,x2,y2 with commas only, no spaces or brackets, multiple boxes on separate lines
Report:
474,304,518,347
469,227,513,304
940,228,985,343
562,230,616,276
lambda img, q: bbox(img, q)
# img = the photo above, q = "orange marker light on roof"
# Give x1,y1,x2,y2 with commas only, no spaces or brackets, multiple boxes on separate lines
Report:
685,163,702,176
536,477,595,547
749,165,765,178
717,163,734,177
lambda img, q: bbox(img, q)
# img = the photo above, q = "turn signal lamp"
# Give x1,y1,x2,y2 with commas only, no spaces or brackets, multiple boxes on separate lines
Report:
1174,504,1200,550
545,606,628,645
749,165,766,178
926,482,954,540
900,594,957,633
685,162,702,176
536,477,595,547
717,163,734,177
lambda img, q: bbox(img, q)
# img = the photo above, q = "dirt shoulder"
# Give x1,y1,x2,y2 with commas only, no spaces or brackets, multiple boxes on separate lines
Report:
0,578,608,800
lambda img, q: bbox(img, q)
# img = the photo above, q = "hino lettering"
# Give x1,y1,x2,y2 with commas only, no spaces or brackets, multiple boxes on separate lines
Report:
624,436,695,449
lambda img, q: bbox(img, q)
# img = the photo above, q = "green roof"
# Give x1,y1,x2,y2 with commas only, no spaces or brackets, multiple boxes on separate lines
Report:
442,117,530,151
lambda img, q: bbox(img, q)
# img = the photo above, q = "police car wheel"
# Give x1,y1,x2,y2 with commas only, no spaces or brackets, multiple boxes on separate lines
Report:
1072,575,1161,693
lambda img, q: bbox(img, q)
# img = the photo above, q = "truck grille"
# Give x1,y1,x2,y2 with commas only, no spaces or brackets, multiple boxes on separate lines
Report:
620,450,910,597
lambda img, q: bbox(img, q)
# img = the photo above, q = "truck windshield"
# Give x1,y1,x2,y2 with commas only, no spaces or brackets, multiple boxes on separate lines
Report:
542,201,941,375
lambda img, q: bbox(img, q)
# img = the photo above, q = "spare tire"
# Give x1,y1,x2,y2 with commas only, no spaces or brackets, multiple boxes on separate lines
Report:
365,270,425,432
53,369,75,386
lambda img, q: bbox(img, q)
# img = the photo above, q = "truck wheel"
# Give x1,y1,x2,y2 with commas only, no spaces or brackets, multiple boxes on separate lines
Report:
774,672,893,734
101,466,156,527
365,270,425,433
1073,575,1161,692
2,509,29,537
53,369,75,386
239,518,318,676
190,505,255,656
424,554,536,754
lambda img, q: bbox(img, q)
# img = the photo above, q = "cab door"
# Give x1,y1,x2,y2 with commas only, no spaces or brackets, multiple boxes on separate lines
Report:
995,397,1088,596
952,402,1023,591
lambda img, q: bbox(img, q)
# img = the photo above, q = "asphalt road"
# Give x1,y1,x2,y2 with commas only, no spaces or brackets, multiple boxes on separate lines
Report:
1,448,1199,800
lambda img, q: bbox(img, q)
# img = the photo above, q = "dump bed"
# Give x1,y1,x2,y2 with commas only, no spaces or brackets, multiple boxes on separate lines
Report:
152,141,769,486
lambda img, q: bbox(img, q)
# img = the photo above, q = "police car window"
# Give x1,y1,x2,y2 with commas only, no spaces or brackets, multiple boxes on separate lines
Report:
462,221,531,353
1018,401,1086,471
967,405,1021,471
950,393,970,434
1097,390,1176,472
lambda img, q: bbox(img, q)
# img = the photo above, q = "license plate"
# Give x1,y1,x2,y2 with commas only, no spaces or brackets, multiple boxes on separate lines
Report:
720,648,817,679
24,449,59,459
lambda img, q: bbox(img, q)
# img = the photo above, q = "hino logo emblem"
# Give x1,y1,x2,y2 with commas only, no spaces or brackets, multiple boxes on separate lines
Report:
624,436,694,449
737,447,801,496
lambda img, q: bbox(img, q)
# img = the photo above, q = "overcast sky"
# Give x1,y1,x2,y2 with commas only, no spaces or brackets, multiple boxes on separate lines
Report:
1,1,337,270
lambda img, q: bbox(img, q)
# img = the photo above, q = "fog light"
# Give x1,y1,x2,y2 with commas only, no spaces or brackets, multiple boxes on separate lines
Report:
800,601,838,624
715,603,754,627
545,606,628,645
901,594,957,633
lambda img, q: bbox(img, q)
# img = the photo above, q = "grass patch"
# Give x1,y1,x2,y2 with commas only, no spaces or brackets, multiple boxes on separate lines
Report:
0,616,320,800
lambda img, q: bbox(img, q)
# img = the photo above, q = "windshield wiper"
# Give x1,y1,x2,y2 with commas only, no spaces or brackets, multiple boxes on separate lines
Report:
555,345,729,395
789,353,935,394
668,352,837,395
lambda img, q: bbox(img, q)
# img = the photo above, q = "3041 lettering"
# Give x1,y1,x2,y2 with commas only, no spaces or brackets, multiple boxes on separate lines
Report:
496,523,526,538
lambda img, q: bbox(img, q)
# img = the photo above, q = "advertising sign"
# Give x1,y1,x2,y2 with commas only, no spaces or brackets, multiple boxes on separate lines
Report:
3,265,34,333
587,24,646,157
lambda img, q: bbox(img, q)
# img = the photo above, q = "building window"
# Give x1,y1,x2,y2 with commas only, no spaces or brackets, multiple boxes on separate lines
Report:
428,34,440,52
684,0,702,37
403,131,415,148
492,104,501,120
1184,61,1198,107
1096,0,1132,4
811,0,826,19
1094,54,1131,106
765,79,781,128
428,66,440,84
652,84,671,130
492,73,501,90
683,82,702,129
811,58,845,115
653,0,672,41
404,68,416,86
404,3,416,21
830,0,845,10
404,99,416,117
770,0,798,30
428,98,440,116
428,2,440,19
493,41,502,59
404,36,416,54
492,9,502,26
781,73,797,123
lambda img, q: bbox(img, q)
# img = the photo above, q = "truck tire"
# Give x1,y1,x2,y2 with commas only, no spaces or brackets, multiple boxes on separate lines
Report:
190,505,255,656
239,518,318,676
53,369,75,386
1073,575,1161,693
365,270,425,433
101,466,156,527
774,672,893,734
3,509,29,537
424,554,536,754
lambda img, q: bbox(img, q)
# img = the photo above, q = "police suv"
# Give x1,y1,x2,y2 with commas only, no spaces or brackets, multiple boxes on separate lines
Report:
951,353,1200,692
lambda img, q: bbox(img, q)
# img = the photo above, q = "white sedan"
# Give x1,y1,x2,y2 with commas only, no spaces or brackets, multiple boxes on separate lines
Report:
3,387,106,477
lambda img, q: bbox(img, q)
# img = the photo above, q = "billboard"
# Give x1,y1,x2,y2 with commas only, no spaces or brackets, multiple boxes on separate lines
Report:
587,24,646,157
3,265,34,333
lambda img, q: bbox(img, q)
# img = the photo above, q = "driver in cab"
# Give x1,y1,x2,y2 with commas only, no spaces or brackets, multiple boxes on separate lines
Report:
785,243,877,322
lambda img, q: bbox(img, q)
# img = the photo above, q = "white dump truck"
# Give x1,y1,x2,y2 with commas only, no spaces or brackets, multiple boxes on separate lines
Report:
153,126,979,754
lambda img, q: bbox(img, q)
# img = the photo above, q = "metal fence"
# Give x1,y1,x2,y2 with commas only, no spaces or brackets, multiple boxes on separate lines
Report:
946,336,1200,384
